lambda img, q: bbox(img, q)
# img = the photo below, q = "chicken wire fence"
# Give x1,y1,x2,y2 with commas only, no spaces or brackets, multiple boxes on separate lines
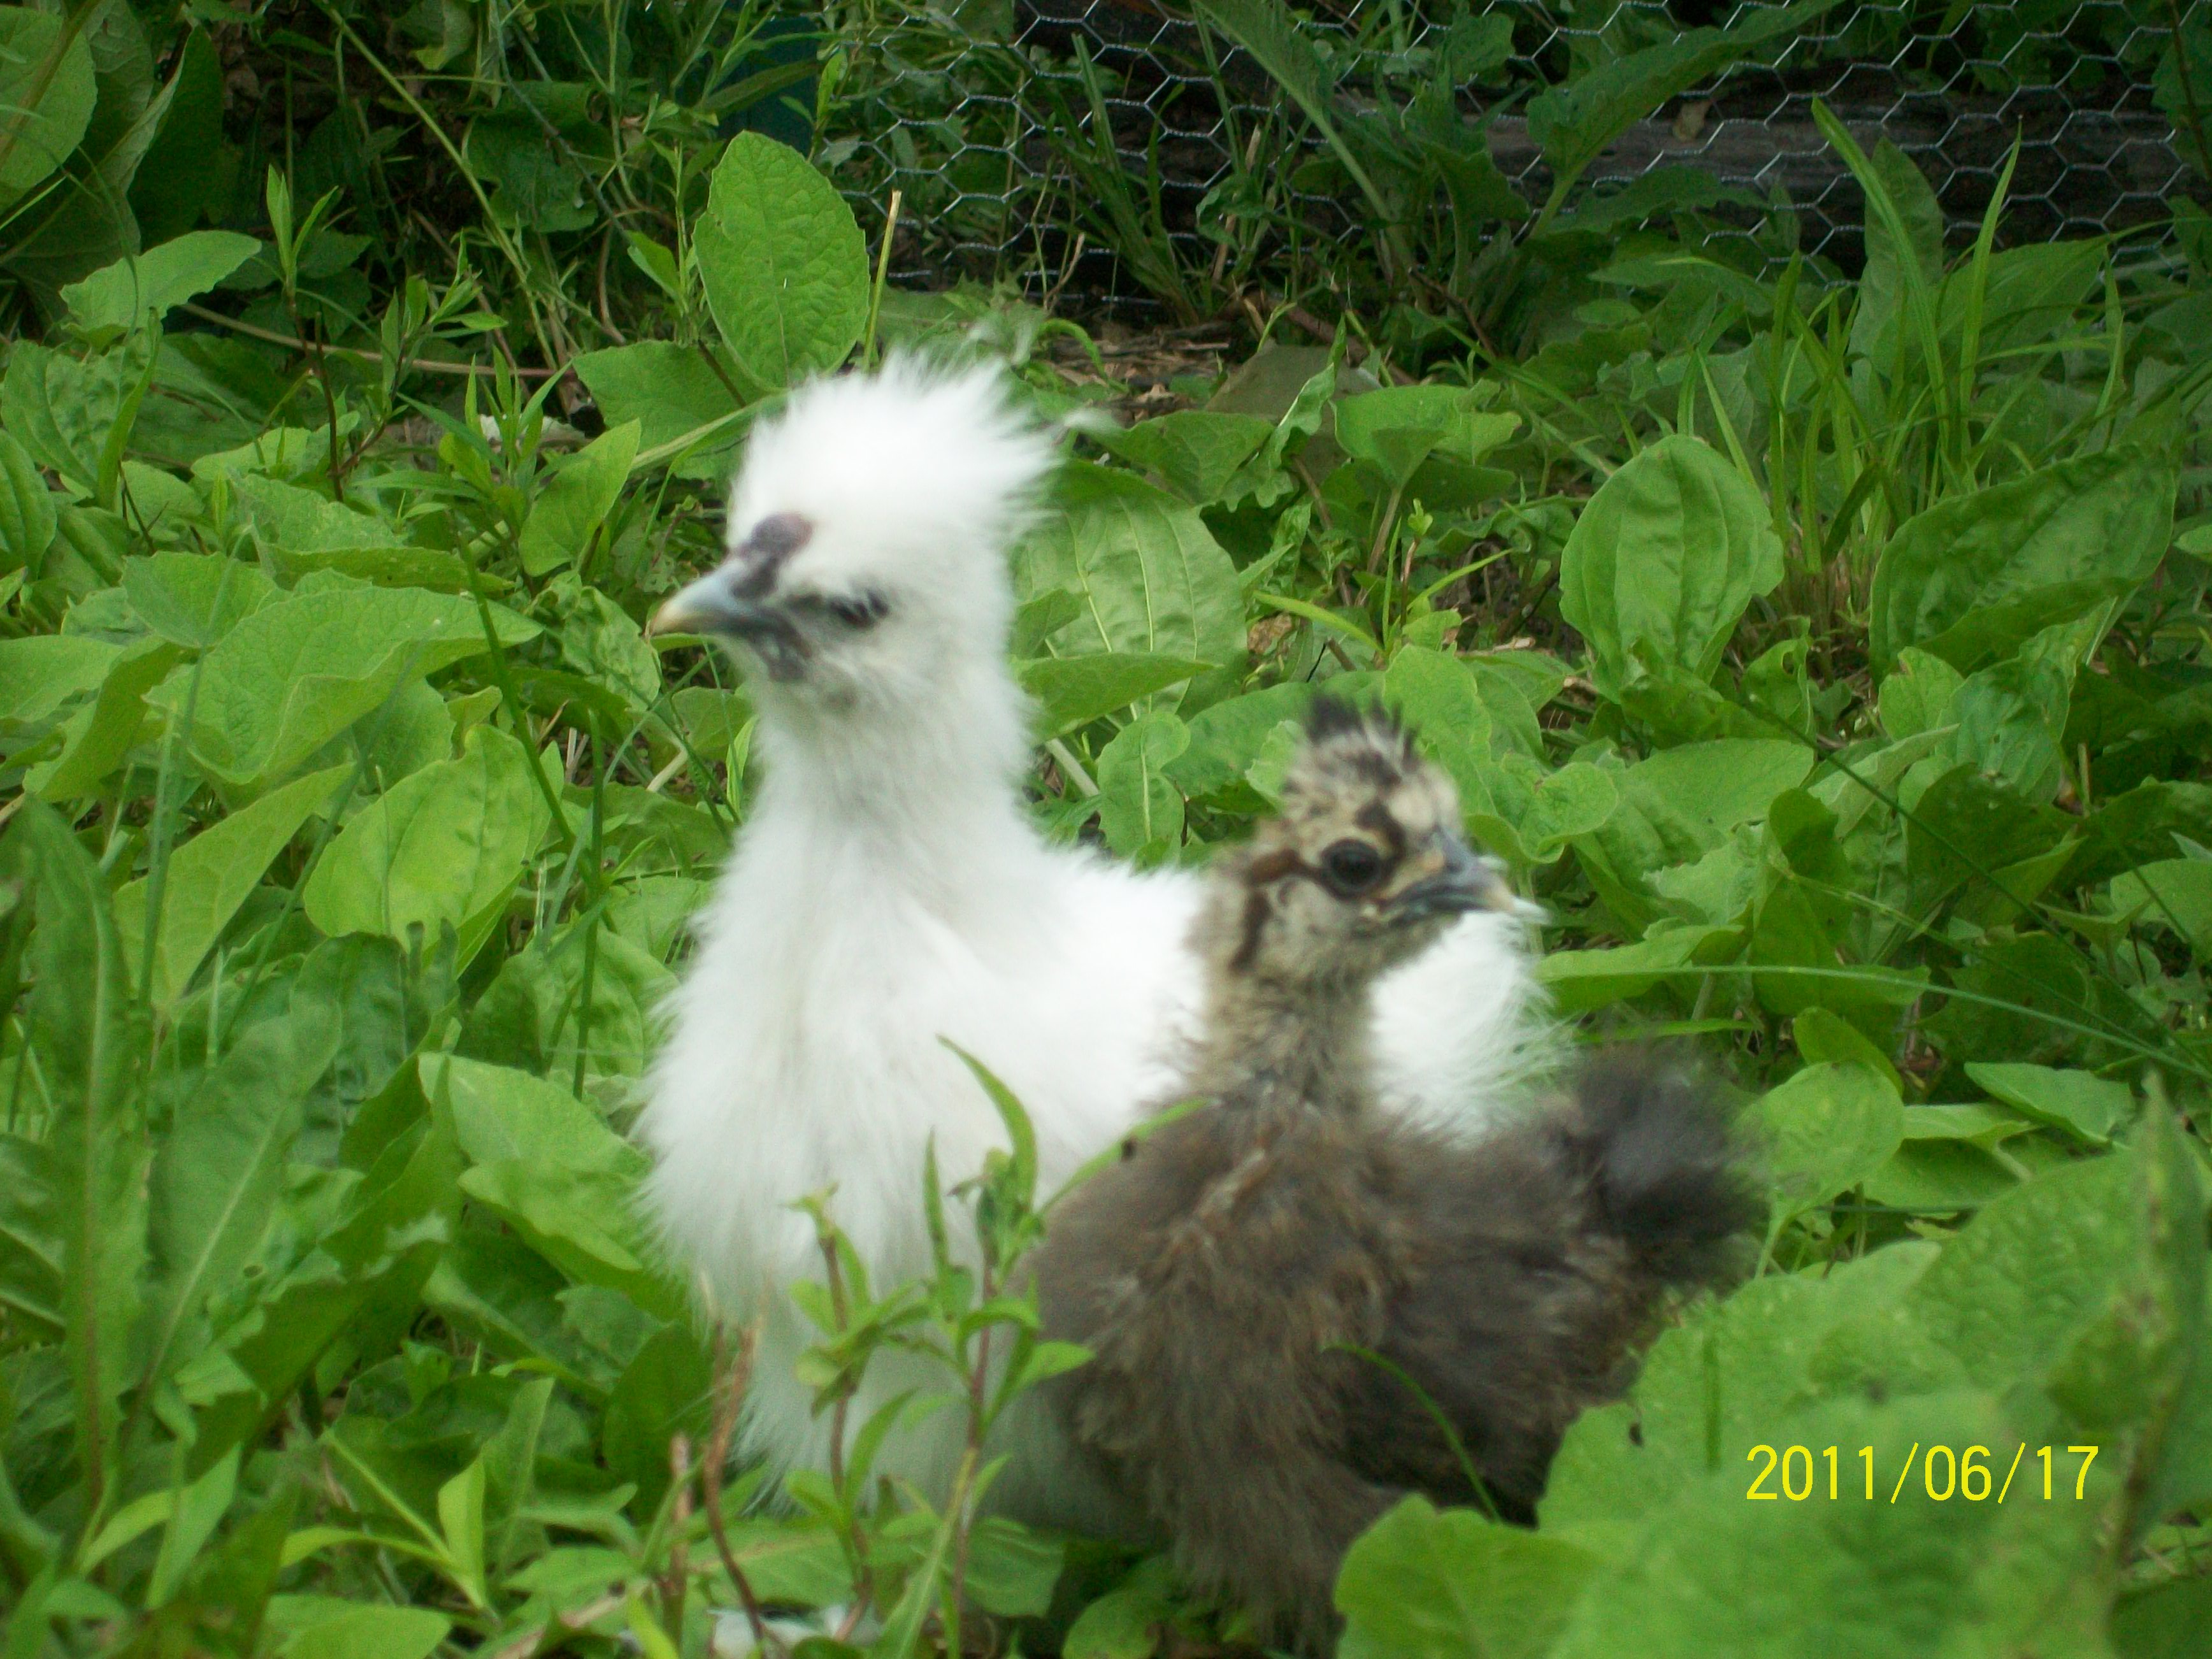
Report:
826,0,2211,310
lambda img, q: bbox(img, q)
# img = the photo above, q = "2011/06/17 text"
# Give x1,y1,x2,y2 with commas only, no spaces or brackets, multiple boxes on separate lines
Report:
1746,1443,2100,1502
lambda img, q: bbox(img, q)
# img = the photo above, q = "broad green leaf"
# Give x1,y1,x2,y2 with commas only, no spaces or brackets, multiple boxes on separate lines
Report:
146,585,536,794
423,1053,645,1179
570,342,744,476
601,1323,712,1511
25,635,182,800
1063,1556,1180,1659
1847,139,1944,366
0,634,118,731
0,427,57,571
696,131,866,388
0,338,134,494
1533,922,1739,1016
231,475,479,593
1876,646,1963,739
1816,1131,2197,1421
1749,1062,1904,1223
61,230,261,344
960,1518,1067,1618
304,724,549,950
1545,1246,1939,1533
1384,645,1493,810
0,1135,59,1339
1091,410,1274,504
1965,1063,2132,1148
1572,740,1813,928
1019,652,1205,739
143,1010,338,1392
120,552,280,649
1549,1390,2109,1659
1095,710,1189,861
457,1160,678,1317
113,765,349,1008
1525,0,1839,183
0,9,97,204
145,1446,239,1607
1333,386,1519,497
1557,434,1783,701
262,1595,450,1659
1014,461,1246,704
519,419,641,576
457,921,675,1098
1868,448,2177,673
1,803,147,1508
2108,859,2212,955
1338,1496,1600,1659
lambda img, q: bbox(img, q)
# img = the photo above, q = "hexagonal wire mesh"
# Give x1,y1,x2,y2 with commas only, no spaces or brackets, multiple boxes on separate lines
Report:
826,0,2210,314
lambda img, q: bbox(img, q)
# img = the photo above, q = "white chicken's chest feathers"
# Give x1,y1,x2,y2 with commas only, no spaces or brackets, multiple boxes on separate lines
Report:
640,793,1540,1530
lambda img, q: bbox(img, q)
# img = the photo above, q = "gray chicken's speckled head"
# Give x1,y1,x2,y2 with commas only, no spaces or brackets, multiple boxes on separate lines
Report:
1203,700,1532,992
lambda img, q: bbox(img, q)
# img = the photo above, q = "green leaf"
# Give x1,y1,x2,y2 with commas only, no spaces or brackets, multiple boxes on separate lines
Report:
24,635,183,801
456,1160,677,1317
424,1053,645,1179
263,1595,450,1659
1333,386,1519,497
1337,1496,1600,1659
1557,434,1784,701
305,725,548,952
113,765,348,1009
1092,410,1275,504
1749,1063,1905,1223
1525,0,1839,185
1544,1245,1938,1533
0,634,120,732
696,131,866,388
570,342,744,475
0,427,57,572
1,803,147,1511
1965,1063,2132,1148
126,29,224,244
961,1518,1066,1618
61,230,261,345
143,1009,338,1393
1383,645,1493,810
1868,448,2177,673
145,1447,238,1607
601,1323,712,1512
1018,652,1205,739
2108,859,2212,956
145,585,538,794
519,419,641,576
1549,1390,2109,1659
1014,462,1246,705
120,552,280,650
0,8,97,205
1095,710,1189,861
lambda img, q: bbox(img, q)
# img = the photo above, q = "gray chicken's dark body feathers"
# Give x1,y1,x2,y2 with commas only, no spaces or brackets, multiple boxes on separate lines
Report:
1033,1056,1753,1653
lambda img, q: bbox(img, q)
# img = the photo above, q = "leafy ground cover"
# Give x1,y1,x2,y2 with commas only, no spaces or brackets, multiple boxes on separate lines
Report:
2,3,2211,1656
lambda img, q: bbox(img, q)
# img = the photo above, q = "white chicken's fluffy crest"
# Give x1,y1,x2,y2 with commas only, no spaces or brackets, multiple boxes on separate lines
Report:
729,356,1054,631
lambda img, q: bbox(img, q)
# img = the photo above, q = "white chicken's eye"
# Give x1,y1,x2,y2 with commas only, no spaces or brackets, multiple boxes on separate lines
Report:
1318,839,1385,896
828,592,889,629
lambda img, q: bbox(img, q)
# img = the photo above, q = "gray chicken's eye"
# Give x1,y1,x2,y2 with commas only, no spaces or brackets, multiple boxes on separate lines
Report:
828,591,889,629
1318,838,1385,896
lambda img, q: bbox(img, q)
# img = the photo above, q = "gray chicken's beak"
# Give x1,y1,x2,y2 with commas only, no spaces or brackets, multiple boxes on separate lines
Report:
1392,836,1540,922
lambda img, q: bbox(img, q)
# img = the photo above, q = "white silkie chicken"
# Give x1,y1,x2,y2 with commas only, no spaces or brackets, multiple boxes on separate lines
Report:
639,357,1545,1533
